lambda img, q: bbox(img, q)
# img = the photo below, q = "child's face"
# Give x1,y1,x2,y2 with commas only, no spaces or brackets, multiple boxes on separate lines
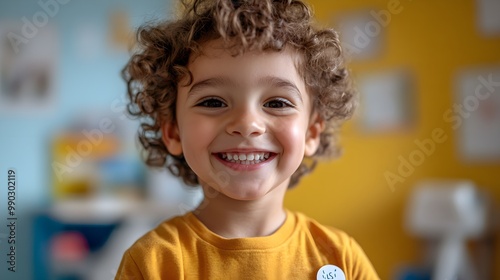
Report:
163,39,323,201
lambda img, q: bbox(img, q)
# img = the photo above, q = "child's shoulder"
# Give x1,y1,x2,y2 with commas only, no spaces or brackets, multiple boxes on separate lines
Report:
292,210,378,278
117,215,188,279
127,214,189,252
291,210,357,250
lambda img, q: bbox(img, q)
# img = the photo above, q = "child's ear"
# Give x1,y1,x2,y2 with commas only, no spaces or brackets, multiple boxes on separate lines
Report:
304,112,325,157
161,121,183,156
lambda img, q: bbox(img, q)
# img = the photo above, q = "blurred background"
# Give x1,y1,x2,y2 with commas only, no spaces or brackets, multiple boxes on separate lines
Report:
0,0,499,279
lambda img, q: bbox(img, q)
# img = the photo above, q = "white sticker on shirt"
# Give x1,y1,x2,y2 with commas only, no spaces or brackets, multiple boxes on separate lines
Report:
317,264,346,280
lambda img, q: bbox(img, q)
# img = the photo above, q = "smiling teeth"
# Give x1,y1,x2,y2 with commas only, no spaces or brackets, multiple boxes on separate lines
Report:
220,152,270,164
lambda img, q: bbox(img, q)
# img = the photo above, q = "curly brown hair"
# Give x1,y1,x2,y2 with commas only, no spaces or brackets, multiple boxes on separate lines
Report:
123,0,356,188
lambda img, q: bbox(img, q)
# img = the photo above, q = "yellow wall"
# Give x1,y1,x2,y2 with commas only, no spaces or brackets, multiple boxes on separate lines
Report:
285,0,500,278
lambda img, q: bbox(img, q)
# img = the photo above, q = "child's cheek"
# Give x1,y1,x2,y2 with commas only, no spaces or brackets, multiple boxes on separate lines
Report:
179,115,215,157
272,118,307,154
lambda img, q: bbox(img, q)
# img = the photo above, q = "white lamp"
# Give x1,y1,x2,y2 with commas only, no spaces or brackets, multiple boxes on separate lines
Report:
405,180,488,280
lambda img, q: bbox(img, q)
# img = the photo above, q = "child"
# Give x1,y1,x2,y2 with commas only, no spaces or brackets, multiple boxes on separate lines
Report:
116,0,379,279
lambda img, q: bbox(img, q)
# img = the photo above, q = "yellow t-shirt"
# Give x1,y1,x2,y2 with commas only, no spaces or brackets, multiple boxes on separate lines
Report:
115,210,379,279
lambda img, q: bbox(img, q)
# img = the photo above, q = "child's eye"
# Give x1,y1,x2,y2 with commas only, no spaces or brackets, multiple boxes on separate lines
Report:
264,98,295,109
195,98,227,108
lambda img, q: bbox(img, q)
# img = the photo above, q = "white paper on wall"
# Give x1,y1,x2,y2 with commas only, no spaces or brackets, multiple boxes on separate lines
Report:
357,69,415,133
476,0,500,36
0,22,58,115
455,67,500,162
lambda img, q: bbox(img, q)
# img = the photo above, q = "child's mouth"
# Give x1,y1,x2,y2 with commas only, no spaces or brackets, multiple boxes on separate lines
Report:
216,152,273,165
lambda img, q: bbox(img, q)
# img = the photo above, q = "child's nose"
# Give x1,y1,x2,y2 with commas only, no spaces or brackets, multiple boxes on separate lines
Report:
225,108,266,137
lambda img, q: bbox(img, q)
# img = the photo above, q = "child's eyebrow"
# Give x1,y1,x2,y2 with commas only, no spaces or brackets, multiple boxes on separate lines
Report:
258,76,303,103
188,76,303,103
188,77,236,95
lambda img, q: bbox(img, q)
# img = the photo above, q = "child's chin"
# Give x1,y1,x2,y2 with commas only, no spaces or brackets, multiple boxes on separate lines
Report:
222,188,270,201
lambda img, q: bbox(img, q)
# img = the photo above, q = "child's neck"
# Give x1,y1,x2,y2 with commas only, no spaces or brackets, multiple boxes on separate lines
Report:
193,184,287,239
